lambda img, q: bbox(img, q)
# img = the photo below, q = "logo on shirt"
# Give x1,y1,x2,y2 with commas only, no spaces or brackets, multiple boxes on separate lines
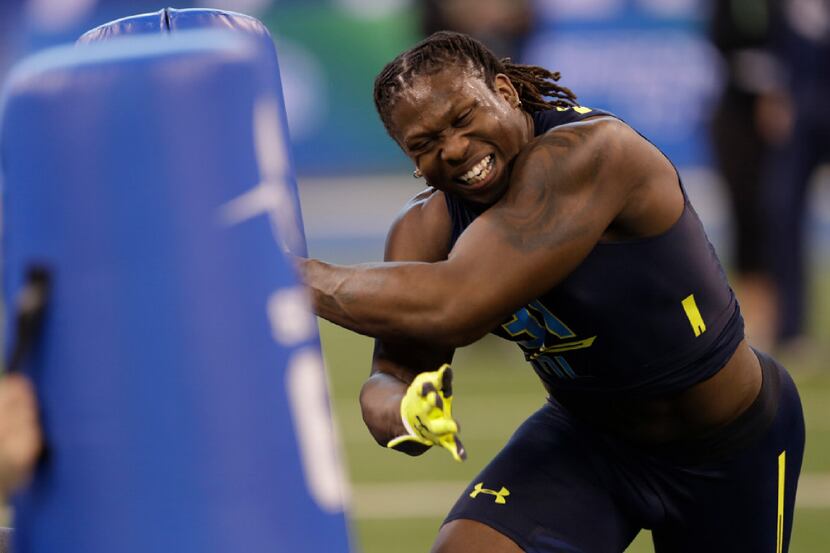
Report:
500,300,595,379
681,294,707,337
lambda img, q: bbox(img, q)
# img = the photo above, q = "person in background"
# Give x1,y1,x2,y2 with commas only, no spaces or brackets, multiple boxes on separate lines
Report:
709,0,785,352
420,0,533,60
0,374,41,496
762,0,830,352
0,372,42,541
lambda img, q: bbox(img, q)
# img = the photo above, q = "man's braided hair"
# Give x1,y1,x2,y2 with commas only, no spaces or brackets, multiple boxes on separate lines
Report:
373,31,578,137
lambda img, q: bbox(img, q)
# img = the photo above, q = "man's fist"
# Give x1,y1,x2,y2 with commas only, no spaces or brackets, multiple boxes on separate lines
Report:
387,364,466,462
0,374,42,496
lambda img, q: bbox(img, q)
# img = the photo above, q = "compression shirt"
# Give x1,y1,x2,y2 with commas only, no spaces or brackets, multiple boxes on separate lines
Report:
444,106,744,398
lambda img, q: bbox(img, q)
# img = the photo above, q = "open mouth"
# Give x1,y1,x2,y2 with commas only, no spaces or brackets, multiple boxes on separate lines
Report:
456,154,495,187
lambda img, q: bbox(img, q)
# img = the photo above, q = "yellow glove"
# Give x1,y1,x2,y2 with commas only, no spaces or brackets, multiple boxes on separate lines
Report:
387,364,467,462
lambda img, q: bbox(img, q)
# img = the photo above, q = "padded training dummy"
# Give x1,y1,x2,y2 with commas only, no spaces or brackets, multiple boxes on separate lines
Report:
79,7,309,257
1,31,350,553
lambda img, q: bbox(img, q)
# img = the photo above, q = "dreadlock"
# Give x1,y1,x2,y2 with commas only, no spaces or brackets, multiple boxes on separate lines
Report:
373,31,578,137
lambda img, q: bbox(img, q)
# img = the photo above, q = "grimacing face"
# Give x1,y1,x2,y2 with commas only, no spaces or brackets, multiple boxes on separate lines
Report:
389,66,534,206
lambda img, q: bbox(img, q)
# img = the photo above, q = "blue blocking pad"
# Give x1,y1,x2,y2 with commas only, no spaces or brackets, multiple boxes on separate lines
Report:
79,7,308,257
76,8,168,39
79,7,273,46
1,31,350,553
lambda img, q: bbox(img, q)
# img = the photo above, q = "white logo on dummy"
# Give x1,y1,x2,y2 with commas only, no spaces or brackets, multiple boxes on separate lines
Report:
218,96,304,255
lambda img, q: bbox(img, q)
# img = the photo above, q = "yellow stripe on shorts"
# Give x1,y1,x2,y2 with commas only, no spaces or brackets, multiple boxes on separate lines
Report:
777,450,786,553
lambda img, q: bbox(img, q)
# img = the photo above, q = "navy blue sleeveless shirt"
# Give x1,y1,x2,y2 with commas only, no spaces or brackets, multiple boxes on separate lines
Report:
445,106,744,398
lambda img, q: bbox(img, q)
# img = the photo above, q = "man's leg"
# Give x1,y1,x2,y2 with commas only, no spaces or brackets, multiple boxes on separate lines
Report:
762,119,818,343
433,520,524,553
433,403,645,553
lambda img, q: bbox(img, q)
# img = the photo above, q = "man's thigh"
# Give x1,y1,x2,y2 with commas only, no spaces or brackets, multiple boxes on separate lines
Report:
439,403,641,553
432,520,523,553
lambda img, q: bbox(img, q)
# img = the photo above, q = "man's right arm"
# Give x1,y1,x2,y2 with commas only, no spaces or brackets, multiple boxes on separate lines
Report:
358,188,455,454
361,340,453,454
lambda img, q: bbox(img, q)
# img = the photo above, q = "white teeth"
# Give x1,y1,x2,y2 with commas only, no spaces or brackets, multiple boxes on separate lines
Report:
459,154,494,185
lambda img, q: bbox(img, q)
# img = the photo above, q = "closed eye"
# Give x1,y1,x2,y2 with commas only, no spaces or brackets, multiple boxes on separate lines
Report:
454,108,473,127
408,139,431,153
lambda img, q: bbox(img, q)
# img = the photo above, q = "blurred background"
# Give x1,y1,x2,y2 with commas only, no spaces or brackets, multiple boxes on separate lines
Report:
0,0,828,551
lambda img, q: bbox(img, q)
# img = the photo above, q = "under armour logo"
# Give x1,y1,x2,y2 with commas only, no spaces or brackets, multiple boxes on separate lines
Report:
470,482,510,504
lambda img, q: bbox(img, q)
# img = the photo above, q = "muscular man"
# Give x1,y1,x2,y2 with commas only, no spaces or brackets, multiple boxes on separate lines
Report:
301,32,805,552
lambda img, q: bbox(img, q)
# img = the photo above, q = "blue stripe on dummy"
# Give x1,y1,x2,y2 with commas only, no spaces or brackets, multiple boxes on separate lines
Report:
78,8,308,257
1,31,350,553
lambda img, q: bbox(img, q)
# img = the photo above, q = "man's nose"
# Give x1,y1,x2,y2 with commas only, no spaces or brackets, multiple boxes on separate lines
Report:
440,131,469,165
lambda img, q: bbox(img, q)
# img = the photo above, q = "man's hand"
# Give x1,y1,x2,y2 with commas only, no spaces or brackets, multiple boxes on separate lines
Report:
0,374,42,497
387,364,467,462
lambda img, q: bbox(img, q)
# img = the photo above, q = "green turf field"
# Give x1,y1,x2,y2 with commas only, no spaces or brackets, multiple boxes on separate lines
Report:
322,267,830,553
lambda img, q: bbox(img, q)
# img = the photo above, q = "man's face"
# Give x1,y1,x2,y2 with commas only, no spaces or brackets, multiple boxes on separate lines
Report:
389,66,531,206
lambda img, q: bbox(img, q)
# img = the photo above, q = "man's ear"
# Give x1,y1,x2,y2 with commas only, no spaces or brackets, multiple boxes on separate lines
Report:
493,73,519,105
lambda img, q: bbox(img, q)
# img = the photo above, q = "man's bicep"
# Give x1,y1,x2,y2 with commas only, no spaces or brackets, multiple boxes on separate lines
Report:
384,188,452,263
443,128,626,326
441,220,596,337
483,119,626,255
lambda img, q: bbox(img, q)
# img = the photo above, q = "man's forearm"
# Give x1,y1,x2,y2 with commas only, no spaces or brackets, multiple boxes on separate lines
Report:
359,372,407,445
301,258,480,345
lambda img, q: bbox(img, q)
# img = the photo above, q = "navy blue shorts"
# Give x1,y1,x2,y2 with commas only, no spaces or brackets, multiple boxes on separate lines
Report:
444,352,805,552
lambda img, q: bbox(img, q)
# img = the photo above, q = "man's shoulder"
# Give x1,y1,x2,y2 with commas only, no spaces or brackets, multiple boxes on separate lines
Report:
385,187,452,261
532,105,616,134
517,116,627,178
499,116,641,220
397,187,447,225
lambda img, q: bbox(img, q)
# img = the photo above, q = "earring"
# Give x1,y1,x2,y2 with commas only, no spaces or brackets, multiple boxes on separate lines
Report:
413,168,423,179
514,99,522,108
